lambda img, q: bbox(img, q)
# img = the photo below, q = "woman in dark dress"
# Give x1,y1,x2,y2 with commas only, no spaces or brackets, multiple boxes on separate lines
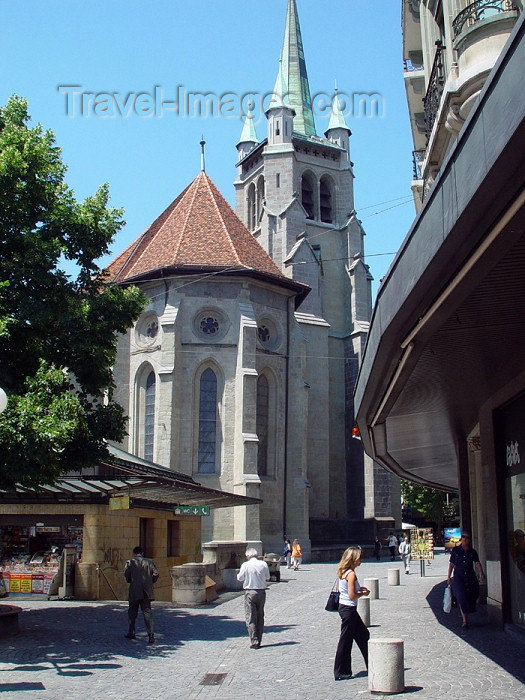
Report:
447,532,486,628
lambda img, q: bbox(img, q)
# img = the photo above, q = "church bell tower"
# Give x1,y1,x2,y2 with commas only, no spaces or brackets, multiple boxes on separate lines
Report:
234,0,396,546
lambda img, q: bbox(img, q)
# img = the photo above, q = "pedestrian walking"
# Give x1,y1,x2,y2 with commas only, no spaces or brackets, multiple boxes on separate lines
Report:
124,546,159,644
373,535,382,561
283,538,292,569
387,532,398,560
399,535,411,574
237,547,270,648
291,539,302,570
447,532,486,629
333,546,370,681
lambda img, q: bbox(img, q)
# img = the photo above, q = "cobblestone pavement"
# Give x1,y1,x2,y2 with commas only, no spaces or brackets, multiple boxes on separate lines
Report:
1,549,524,699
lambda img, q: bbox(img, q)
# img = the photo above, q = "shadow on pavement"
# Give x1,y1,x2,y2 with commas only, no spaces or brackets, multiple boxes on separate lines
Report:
427,580,525,684
0,682,46,692
0,600,271,674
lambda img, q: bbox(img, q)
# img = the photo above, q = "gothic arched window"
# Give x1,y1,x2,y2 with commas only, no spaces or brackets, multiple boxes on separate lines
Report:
320,176,333,224
135,364,156,462
256,374,269,476
301,173,315,219
198,367,218,473
257,176,265,223
247,183,256,230
144,371,156,462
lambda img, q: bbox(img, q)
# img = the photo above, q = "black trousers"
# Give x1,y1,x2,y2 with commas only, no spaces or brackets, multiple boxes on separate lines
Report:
128,598,154,635
333,605,369,678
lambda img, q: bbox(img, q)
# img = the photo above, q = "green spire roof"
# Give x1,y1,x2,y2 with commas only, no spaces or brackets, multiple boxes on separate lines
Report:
237,105,259,146
326,87,351,133
272,0,316,136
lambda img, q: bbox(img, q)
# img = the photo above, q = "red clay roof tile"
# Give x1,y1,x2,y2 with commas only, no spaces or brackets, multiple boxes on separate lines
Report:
106,172,285,283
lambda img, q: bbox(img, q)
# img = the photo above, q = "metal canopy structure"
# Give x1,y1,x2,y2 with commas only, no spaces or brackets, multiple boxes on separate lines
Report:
0,446,261,511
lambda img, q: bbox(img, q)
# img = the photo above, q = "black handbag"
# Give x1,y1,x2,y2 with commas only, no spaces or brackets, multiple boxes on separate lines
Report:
325,578,340,611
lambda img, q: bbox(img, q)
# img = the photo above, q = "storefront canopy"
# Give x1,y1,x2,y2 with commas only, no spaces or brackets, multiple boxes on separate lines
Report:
0,445,261,511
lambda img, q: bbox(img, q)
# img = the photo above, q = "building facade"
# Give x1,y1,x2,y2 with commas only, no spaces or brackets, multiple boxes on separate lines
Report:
355,3,525,635
107,0,400,560
404,0,522,208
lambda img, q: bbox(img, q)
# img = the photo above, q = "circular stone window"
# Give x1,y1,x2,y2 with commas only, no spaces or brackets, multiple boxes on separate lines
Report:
257,317,281,351
136,312,160,347
193,308,229,342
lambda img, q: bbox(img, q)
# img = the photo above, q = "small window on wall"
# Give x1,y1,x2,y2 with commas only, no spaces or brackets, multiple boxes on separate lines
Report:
167,520,181,557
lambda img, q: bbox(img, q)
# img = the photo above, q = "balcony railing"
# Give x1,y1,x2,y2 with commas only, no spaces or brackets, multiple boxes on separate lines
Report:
452,0,518,39
423,41,446,143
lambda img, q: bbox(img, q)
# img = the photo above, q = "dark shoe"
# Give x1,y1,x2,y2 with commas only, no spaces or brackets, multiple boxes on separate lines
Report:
125,633,136,639
335,674,353,681
250,643,259,649
148,634,155,644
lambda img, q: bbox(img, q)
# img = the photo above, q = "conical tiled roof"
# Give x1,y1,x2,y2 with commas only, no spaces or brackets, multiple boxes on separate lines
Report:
106,172,287,284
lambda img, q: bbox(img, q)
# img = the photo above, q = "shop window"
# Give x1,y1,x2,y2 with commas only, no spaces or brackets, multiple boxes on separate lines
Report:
167,520,181,557
198,368,219,473
301,174,315,219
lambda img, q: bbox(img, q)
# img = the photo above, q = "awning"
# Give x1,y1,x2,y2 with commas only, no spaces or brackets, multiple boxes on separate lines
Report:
0,446,261,511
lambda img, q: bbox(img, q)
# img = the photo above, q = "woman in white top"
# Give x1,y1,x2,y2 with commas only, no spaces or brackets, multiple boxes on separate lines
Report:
333,546,370,681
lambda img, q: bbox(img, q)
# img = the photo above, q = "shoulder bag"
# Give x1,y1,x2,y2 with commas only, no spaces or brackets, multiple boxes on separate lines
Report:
325,578,340,612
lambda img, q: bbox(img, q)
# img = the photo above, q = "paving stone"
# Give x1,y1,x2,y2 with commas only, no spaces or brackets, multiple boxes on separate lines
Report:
0,550,524,698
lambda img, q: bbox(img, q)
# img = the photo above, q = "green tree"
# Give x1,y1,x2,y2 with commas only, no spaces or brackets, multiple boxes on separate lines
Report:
401,480,458,535
0,96,145,489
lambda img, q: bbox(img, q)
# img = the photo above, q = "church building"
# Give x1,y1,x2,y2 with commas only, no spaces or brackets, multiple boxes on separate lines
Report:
108,0,399,560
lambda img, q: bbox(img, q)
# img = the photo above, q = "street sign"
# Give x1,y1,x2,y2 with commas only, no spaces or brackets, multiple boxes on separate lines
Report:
173,505,210,516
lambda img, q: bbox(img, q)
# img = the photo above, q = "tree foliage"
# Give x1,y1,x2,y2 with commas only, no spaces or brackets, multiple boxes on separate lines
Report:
0,97,145,489
401,480,457,532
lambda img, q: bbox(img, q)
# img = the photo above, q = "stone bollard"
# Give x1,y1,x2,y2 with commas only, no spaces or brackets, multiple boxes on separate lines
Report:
388,568,400,586
364,577,379,600
357,595,371,627
170,563,207,605
368,638,404,695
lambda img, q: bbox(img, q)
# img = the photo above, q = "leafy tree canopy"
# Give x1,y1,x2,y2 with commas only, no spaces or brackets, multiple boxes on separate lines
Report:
401,480,458,532
0,97,145,489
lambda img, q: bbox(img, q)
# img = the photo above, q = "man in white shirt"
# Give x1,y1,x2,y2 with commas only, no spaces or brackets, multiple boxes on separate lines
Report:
236,547,270,648
388,533,398,561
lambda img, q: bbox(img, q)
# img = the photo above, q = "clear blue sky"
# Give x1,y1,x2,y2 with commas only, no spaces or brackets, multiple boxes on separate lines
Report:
0,0,415,299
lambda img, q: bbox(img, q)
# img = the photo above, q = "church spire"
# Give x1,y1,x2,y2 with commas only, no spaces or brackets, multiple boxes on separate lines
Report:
325,85,351,134
237,104,258,147
273,0,316,136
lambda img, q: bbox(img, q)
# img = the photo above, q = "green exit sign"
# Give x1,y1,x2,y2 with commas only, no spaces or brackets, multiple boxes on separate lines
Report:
173,505,210,516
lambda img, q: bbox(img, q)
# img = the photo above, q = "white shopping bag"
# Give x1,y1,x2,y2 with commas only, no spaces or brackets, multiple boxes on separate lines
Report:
443,584,452,613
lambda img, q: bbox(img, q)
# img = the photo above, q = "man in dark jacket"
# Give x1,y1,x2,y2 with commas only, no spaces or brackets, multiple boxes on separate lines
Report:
124,546,159,643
